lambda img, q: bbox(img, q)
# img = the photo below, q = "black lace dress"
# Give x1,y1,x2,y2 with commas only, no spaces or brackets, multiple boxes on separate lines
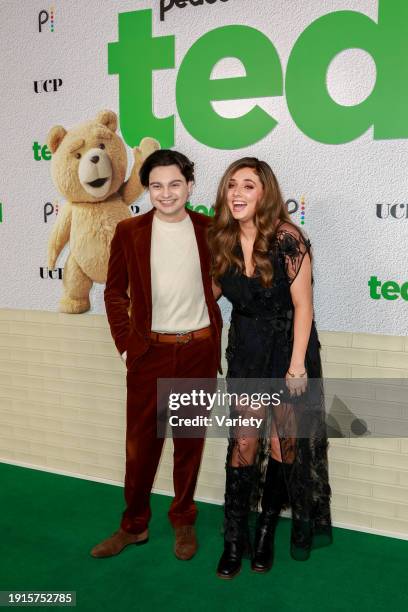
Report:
219,223,332,550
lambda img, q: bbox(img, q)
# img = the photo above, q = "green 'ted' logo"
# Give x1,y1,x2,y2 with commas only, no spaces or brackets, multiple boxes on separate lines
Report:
108,2,408,150
368,276,408,300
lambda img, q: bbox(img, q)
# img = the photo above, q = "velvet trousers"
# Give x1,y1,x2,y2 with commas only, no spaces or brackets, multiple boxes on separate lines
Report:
121,332,218,534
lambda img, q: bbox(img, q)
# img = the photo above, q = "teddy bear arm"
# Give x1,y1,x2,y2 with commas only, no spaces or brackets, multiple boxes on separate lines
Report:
47,203,72,269
119,137,160,205
120,171,144,206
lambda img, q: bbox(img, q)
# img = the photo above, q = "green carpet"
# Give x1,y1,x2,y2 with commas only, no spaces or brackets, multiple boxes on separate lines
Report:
0,462,407,612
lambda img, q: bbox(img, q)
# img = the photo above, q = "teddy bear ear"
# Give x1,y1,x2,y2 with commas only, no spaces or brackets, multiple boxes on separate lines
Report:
95,110,117,132
47,125,67,153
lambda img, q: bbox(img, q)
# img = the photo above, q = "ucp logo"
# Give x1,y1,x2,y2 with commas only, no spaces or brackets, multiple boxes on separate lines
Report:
108,2,408,149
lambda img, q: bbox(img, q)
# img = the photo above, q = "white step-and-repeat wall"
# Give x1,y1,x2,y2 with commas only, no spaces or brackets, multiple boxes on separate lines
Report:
1,0,407,335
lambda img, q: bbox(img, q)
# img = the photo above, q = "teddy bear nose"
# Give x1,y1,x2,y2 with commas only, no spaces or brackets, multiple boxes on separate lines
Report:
90,155,100,164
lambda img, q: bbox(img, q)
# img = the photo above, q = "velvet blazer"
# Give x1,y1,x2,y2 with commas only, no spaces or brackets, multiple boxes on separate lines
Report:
104,208,223,372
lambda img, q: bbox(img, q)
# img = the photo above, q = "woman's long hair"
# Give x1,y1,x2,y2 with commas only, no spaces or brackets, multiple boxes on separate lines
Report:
209,157,292,287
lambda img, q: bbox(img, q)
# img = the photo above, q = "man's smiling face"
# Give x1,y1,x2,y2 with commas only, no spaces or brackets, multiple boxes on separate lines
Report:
149,164,192,222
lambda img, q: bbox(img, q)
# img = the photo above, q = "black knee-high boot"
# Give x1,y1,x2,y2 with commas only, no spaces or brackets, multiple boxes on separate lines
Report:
290,502,312,561
216,465,255,579
251,457,289,573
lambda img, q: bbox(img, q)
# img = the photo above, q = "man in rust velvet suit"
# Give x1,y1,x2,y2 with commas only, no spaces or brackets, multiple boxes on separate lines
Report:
91,150,222,560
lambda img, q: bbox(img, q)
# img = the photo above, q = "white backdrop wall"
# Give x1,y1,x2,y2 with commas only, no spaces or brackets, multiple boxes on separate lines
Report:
1,0,407,335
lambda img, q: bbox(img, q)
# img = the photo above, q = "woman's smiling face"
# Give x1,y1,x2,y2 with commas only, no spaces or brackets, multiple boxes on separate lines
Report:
226,167,264,224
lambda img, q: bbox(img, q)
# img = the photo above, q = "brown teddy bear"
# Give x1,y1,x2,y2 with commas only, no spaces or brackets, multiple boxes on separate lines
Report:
47,109,159,313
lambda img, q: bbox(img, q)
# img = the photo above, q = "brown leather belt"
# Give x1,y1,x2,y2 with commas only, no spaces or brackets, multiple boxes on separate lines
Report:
150,326,212,344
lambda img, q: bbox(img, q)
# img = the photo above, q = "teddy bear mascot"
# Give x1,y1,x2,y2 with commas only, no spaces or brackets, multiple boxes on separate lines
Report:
47,109,159,313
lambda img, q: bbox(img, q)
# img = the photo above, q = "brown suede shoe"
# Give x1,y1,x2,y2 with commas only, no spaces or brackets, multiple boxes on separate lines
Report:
90,527,148,558
174,525,197,560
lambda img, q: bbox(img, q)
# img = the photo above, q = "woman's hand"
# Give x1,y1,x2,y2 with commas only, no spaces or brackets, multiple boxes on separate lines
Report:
285,365,307,397
287,249,312,398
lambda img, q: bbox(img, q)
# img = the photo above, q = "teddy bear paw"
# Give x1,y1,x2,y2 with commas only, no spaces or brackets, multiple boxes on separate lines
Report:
139,137,160,159
59,296,90,314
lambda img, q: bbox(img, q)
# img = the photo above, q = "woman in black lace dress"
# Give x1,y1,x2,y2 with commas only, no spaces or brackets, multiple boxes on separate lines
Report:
209,158,332,579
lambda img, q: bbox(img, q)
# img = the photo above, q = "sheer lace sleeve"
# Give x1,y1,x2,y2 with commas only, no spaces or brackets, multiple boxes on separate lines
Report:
275,223,311,284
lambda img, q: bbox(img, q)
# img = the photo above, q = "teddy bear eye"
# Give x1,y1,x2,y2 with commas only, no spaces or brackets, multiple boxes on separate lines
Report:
75,153,81,159
99,143,105,149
